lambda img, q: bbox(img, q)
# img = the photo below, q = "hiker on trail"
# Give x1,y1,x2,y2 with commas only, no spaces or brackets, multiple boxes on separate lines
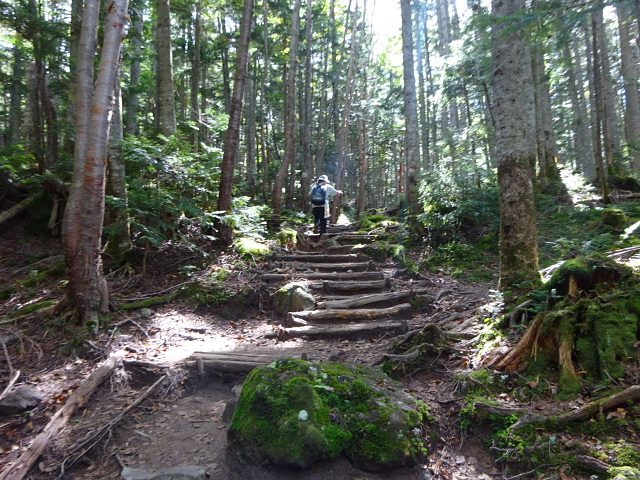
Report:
309,175,342,238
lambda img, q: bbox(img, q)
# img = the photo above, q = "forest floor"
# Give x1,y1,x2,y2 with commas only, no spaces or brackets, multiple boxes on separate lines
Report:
0,220,635,480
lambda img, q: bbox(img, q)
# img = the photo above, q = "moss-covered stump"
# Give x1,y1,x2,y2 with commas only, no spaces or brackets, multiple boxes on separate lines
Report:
227,358,433,471
272,282,315,316
497,257,640,392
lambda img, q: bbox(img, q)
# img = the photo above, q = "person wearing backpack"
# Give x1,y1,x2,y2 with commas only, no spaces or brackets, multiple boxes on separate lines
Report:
309,175,342,238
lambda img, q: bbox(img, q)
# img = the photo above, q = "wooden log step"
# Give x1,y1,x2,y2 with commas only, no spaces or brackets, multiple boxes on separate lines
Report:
318,291,412,309
322,278,392,294
334,234,390,244
262,271,384,283
278,254,365,263
190,351,284,373
285,303,412,326
264,320,406,341
295,261,374,271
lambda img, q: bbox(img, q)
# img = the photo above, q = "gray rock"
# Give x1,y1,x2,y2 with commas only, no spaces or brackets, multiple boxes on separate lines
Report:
272,282,315,316
0,386,43,415
121,465,207,480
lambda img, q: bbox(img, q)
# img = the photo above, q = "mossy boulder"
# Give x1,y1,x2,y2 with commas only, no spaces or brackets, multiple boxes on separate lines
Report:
227,358,432,470
272,282,315,316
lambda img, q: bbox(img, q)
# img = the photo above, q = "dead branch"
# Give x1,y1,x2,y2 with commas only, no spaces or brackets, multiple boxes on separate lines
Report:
474,401,526,416
0,350,126,480
57,373,167,478
0,196,36,226
506,385,640,431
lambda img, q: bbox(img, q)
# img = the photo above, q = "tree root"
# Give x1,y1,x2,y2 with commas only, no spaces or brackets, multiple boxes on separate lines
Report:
472,385,640,432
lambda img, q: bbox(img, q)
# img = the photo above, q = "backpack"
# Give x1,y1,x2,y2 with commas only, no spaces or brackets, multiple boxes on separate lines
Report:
311,184,326,206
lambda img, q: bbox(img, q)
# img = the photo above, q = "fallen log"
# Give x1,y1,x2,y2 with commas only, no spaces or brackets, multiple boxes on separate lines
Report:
58,373,167,476
265,320,405,341
0,350,126,480
285,303,412,326
261,271,384,283
323,278,391,294
334,234,389,244
295,261,374,271
319,291,412,309
0,196,36,226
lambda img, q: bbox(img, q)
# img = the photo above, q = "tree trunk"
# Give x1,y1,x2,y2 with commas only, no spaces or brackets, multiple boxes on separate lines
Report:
157,0,177,137
491,0,540,291
331,7,358,223
531,44,570,203
124,1,143,136
106,73,133,259
8,44,24,145
190,0,203,150
216,0,254,244
591,13,611,202
401,0,421,217
300,0,314,211
62,0,130,325
563,40,595,177
617,3,640,171
272,0,302,216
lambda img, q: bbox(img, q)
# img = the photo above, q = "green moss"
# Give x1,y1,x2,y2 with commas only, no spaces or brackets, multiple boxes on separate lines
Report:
600,209,629,230
276,229,297,247
233,237,271,260
228,358,429,470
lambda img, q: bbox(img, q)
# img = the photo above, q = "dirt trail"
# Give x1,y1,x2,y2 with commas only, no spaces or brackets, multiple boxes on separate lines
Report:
0,225,498,480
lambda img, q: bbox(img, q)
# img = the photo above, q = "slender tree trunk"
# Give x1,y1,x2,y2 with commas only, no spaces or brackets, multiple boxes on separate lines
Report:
617,3,640,171
62,0,130,325
593,9,620,171
563,41,595,177
190,0,203,150
157,0,177,137
332,6,358,223
106,71,133,258
216,0,254,244
401,0,421,217
492,0,540,291
300,0,314,211
272,0,302,216
245,68,257,200
531,44,570,203
125,2,143,136
8,43,24,145
591,12,611,202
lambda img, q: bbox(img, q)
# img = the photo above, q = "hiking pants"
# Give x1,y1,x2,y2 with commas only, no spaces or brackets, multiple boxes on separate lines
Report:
312,206,327,235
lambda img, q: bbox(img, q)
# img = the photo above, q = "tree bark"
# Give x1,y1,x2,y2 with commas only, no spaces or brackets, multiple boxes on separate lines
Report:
272,0,302,216
491,0,540,291
157,0,177,137
62,0,130,325
216,0,255,244
401,0,421,217
617,3,640,171
124,1,143,136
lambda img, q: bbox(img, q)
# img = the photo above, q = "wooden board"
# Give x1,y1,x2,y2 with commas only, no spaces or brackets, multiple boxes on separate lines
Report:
285,303,412,326
322,278,391,294
295,261,374,271
318,291,412,309
265,320,406,340
261,272,384,283
278,254,365,263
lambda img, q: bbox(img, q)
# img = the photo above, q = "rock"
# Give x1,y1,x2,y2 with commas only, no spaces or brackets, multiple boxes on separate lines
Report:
121,465,207,480
272,282,315,316
0,385,43,415
610,466,640,480
227,358,433,471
